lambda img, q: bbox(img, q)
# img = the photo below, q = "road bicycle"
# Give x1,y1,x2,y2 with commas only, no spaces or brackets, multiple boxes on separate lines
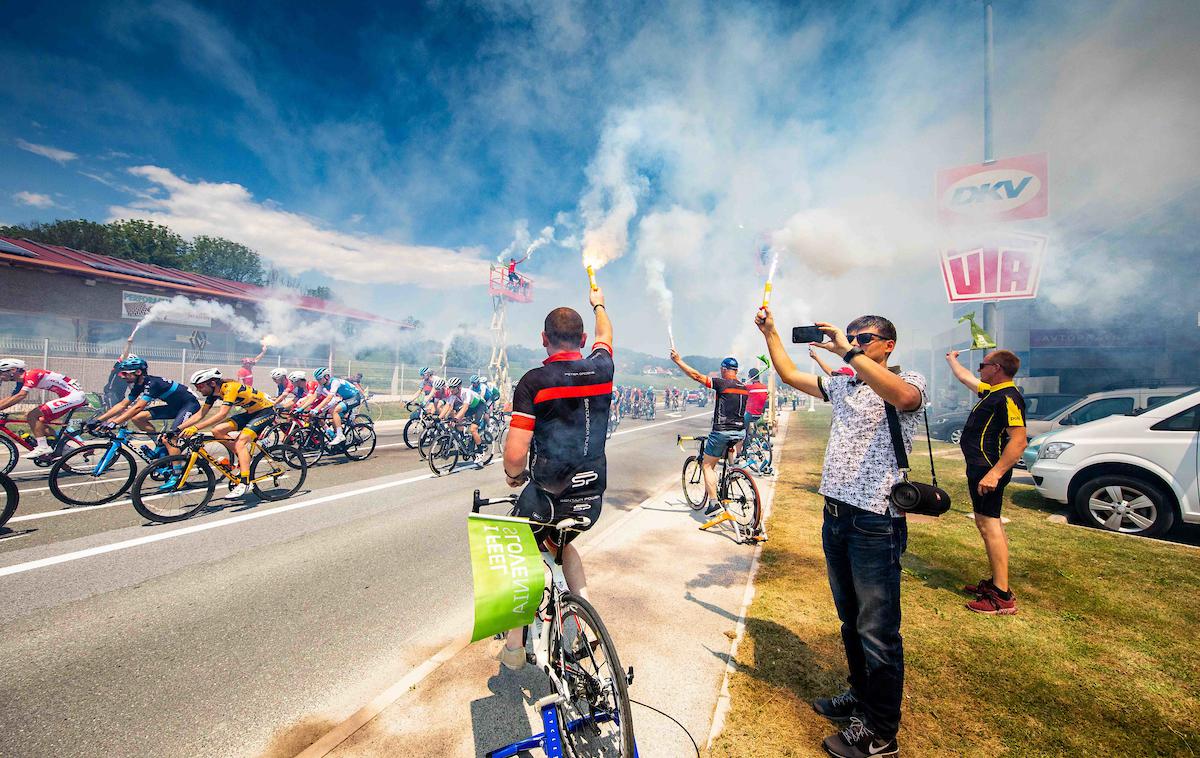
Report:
0,472,17,529
472,488,636,757
428,418,495,475
403,401,437,450
677,435,764,544
0,406,93,474
260,410,326,465
129,433,308,523
484,408,509,455
736,421,774,477
46,425,174,506
265,410,377,463
606,408,620,440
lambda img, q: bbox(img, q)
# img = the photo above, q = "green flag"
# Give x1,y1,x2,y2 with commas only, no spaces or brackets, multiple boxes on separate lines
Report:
467,513,546,643
958,312,997,350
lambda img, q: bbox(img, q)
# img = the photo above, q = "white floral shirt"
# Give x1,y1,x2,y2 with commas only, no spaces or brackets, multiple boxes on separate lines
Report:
817,369,928,516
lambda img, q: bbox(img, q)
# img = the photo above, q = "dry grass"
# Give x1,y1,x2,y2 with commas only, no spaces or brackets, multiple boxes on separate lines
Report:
710,410,1200,757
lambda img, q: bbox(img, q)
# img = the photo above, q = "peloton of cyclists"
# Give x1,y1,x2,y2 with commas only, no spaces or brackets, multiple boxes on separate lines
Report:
0,358,88,458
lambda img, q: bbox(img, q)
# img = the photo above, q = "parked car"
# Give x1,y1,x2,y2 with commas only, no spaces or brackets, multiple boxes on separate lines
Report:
1019,388,1191,469
931,393,1083,445
684,389,703,405
1030,388,1200,537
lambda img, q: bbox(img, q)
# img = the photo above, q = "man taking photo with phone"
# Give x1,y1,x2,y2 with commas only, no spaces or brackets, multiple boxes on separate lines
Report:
756,305,925,758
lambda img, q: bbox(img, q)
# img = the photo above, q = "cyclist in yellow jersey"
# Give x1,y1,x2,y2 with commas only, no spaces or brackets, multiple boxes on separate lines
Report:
178,368,275,499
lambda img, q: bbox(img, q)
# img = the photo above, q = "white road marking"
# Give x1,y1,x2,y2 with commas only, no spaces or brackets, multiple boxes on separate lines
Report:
18,475,128,495
0,412,706,575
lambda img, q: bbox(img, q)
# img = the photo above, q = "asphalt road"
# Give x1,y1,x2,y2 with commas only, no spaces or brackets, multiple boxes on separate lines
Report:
0,411,713,758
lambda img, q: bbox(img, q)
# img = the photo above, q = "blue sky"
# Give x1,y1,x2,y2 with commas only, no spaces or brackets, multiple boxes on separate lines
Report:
3,0,1197,358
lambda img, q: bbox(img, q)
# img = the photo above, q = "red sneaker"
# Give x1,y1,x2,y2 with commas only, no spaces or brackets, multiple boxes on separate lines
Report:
963,577,995,596
967,587,1017,615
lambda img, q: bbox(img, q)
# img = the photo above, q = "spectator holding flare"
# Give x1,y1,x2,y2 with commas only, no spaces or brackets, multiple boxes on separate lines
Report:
670,350,748,513
945,349,1027,615
756,305,925,758
237,343,268,387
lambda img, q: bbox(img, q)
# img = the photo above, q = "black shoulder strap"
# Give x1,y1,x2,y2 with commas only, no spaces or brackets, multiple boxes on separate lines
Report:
885,403,939,488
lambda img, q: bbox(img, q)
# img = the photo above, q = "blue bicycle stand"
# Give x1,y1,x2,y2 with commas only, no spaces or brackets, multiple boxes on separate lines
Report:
486,696,638,758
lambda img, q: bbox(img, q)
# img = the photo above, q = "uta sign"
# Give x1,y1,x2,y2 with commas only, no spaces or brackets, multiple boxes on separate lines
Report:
936,153,1048,225
939,231,1047,303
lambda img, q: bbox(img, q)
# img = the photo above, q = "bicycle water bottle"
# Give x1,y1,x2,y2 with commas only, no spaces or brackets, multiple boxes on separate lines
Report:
325,427,335,440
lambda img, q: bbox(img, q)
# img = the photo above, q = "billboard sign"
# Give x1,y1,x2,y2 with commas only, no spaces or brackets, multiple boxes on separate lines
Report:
121,291,211,327
940,231,1047,303
936,153,1048,225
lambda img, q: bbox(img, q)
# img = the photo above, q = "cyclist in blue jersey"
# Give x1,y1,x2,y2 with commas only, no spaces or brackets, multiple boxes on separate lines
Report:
87,355,200,457
308,367,362,446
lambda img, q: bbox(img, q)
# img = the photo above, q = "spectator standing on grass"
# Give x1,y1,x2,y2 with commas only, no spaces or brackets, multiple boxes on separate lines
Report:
945,349,1027,615
757,305,925,758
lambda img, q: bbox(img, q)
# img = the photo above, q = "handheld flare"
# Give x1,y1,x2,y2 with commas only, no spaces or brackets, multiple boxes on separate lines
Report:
668,323,676,352
761,251,778,308
586,264,598,291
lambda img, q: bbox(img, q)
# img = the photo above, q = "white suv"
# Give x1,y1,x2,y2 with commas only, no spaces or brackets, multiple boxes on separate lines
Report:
1031,389,1200,538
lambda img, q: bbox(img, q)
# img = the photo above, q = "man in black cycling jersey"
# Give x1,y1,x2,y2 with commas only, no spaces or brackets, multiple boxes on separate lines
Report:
498,280,613,670
670,350,748,512
88,355,200,458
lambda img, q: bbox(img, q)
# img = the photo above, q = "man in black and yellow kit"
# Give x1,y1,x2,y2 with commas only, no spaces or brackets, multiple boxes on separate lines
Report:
946,349,1028,615
179,368,276,499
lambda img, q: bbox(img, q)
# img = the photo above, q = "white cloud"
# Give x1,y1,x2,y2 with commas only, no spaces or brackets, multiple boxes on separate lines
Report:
15,139,78,164
109,166,492,288
13,191,55,209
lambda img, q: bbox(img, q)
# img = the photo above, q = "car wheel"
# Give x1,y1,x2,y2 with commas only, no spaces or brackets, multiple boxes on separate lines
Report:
1073,475,1175,537
949,428,963,445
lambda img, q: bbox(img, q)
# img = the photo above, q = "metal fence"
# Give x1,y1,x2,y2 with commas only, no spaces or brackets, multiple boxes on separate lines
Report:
0,337,490,407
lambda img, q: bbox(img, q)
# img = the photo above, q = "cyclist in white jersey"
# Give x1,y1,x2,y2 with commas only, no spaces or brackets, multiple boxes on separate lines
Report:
0,359,88,457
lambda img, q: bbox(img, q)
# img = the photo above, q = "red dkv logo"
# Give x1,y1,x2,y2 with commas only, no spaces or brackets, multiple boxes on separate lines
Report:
936,153,1048,225
940,232,1047,303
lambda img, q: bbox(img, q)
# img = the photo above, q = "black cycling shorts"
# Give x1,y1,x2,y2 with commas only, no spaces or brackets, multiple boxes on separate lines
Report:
515,479,604,548
149,398,201,432
966,464,1011,519
230,408,274,438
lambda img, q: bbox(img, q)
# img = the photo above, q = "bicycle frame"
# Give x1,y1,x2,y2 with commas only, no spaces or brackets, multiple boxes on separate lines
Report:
174,436,283,488
678,434,762,543
0,407,89,455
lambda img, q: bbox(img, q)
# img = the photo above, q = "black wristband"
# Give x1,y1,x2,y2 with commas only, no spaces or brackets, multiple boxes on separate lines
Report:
843,347,865,363
593,304,606,311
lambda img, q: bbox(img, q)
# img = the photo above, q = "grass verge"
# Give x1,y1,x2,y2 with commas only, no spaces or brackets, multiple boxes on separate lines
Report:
710,409,1200,756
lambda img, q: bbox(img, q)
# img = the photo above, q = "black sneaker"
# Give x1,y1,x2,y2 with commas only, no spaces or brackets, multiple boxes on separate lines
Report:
822,717,898,758
812,690,862,722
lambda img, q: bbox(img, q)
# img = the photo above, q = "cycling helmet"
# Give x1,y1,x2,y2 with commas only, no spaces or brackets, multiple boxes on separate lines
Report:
118,356,148,372
721,357,739,370
288,371,306,382
0,358,26,372
447,377,462,388
190,368,223,385
270,368,287,379
469,374,480,384
419,367,430,377
433,378,447,390
314,367,330,380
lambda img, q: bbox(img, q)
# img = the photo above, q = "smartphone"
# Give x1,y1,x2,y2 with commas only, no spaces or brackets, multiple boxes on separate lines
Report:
792,325,827,344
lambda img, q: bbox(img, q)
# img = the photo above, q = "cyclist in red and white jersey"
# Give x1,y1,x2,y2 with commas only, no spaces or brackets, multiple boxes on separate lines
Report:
0,358,88,457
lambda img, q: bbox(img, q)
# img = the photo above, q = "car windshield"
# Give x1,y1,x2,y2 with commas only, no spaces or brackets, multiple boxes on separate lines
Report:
1026,394,1084,419
1133,387,1200,414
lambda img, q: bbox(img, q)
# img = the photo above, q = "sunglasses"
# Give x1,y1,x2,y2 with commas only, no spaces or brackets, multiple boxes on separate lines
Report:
846,333,887,346
979,362,998,371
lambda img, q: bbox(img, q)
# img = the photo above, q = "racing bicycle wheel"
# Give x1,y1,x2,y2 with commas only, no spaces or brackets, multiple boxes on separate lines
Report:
342,421,377,461
0,472,17,529
402,417,425,449
427,433,458,476
250,444,307,501
551,592,636,757
0,436,17,475
131,454,216,523
725,467,763,533
417,426,440,460
681,456,706,510
48,442,136,506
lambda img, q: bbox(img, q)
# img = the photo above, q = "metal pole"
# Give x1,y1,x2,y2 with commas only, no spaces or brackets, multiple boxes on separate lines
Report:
807,358,816,412
181,349,187,379
983,0,995,164
42,338,49,369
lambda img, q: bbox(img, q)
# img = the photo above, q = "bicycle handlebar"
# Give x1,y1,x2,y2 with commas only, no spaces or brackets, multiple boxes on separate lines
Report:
471,488,593,531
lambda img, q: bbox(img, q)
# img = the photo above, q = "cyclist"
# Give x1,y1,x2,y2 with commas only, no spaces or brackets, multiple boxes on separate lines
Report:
308,368,363,446
269,368,292,396
443,377,488,462
0,358,88,458
498,281,613,670
743,367,769,446
285,371,308,405
670,350,748,512
87,356,199,457
101,335,137,409
179,368,276,499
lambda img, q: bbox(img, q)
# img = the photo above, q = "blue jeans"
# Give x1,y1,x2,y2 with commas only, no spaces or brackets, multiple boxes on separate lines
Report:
822,498,907,740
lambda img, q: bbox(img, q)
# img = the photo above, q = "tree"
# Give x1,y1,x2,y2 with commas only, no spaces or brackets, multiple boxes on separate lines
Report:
0,219,115,254
305,285,334,301
191,235,264,284
105,219,189,268
446,333,487,369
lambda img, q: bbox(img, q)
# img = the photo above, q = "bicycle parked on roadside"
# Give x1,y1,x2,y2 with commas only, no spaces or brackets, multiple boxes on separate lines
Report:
129,433,308,523
677,434,764,544
736,420,774,477
472,487,636,757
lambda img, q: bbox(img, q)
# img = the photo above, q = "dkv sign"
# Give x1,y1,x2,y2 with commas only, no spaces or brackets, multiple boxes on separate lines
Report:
940,232,1047,303
936,153,1047,225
